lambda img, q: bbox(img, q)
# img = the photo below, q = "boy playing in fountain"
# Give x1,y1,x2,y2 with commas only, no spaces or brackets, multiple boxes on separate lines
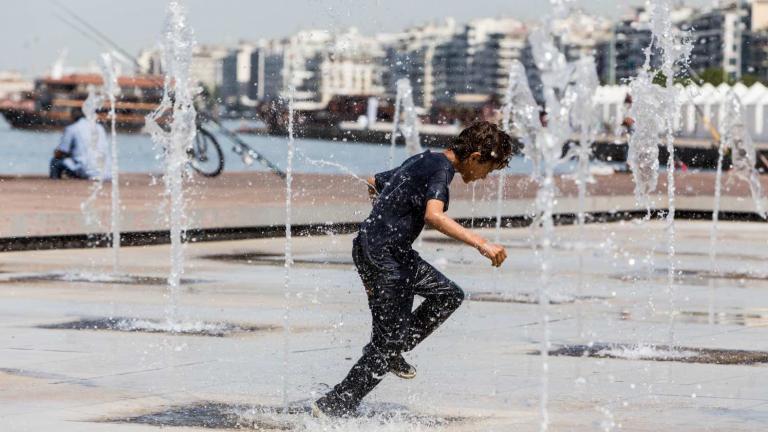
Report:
313,121,516,418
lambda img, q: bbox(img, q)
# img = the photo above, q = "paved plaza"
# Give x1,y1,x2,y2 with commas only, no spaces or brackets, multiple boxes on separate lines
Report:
1,221,767,431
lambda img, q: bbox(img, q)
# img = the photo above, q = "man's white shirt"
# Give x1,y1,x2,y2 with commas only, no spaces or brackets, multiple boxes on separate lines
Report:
56,117,111,180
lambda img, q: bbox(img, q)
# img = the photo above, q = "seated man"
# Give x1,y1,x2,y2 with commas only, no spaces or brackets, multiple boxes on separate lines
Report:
50,107,111,180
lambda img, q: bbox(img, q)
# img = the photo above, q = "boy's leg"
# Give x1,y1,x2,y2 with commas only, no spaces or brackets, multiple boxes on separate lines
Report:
318,294,413,411
316,242,414,415
403,259,465,352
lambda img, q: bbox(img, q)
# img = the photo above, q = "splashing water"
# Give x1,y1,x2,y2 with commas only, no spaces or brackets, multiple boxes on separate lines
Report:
294,148,372,190
710,91,768,323
112,319,234,335
59,271,138,283
643,0,692,347
80,86,108,230
708,123,725,325
503,59,541,297
722,91,768,218
494,61,526,244
626,69,664,211
283,87,296,411
229,404,451,432
595,344,696,361
529,20,571,432
493,59,543,285
504,60,542,180
525,2,601,427
494,172,505,244
145,0,197,324
388,84,402,169
100,53,121,273
566,56,600,340
389,78,422,169
470,183,477,228
566,57,600,195
530,133,555,432
708,91,730,326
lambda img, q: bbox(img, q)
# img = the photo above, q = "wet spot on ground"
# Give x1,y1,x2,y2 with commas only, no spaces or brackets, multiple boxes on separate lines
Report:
613,268,768,286
468,292,607,305
619,310,768,326
547,343,768,365
105,401,467,430
0,272,207,286
204,252,353,267
39,317,278,337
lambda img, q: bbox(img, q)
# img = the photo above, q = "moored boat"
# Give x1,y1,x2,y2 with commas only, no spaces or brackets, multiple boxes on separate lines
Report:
0,73,168,133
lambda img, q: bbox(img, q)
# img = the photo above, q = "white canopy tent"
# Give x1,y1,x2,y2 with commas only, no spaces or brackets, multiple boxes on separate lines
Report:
593,82,768,143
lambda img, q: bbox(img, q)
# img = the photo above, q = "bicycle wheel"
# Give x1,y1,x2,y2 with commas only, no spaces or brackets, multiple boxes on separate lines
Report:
188,127,224,177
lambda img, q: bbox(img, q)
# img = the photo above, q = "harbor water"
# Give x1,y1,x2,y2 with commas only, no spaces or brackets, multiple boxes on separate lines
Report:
0,117,569,177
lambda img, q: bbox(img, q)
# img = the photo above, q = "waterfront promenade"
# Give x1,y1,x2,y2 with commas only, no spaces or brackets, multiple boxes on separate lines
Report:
1,171,766,240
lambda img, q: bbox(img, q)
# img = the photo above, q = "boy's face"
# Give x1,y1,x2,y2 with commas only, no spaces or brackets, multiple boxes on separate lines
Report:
458,151,505,183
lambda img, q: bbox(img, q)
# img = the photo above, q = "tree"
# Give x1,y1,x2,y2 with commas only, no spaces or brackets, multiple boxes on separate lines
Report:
696,68,726,86
741,74,762,86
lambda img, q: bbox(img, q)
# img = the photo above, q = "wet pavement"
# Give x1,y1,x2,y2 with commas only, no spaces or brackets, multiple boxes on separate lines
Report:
1,221,768,431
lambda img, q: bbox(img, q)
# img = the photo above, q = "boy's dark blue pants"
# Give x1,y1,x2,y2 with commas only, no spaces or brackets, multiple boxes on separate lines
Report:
319,235,465,412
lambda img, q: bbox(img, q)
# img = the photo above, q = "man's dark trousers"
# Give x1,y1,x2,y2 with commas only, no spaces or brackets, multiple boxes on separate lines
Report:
320,235,465,411
49,158,87,179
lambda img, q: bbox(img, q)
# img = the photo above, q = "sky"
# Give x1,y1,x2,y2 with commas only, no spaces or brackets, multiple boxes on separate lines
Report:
2,0,712,76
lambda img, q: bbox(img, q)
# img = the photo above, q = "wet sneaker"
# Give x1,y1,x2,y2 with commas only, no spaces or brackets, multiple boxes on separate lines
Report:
311,401,329,419
312,397,355,418
389,354,417,379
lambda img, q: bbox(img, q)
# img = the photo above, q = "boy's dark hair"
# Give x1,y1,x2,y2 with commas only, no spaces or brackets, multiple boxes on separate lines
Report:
449,121,517,167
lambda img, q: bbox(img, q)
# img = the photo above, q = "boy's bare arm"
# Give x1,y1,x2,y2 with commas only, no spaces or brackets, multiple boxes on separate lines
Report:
424,199,507,267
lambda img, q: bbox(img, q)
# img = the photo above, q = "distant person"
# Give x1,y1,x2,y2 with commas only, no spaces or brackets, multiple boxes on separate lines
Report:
312,121,513,418
621,94,635,135
674,156,688,172
36,84,53,112
49,107,110,180
539,109,549,128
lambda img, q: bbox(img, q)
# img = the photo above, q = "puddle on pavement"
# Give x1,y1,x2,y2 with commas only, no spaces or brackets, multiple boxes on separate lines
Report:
614,269,768,285
670,250,768,262
666,269,768,281
468,292,606,305
547,343,768,365
204,252,353,267
0,272,207,286
39,317,277,337
423,237,531,249
0,367,89,383
105,401,466,430
620,310,768,327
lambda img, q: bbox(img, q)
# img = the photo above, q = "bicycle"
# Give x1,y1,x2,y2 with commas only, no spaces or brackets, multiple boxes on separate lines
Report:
187,125,225,177
186,115,285,179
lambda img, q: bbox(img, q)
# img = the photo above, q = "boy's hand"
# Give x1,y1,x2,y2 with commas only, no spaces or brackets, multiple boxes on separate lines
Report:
478,242,507,267
424,200,508,267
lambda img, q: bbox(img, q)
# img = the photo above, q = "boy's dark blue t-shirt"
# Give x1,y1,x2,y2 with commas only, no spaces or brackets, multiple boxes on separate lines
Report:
360,150,455,255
